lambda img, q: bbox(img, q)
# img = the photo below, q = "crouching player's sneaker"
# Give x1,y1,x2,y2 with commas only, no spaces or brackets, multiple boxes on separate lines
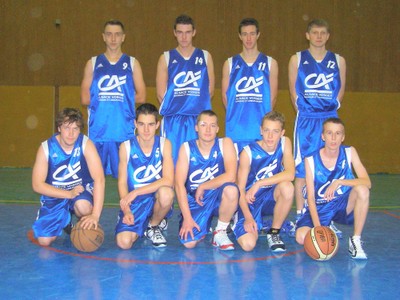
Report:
212,229,234,250
145,226,167,248
329,221,343,239
349,236,367,260
266,229,286,252
158,218,168,231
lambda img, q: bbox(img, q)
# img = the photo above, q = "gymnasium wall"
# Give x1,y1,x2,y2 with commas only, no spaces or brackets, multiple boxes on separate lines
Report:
0,1,399,172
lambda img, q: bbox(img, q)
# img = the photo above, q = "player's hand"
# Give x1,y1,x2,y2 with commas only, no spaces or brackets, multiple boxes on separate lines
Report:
120,192,135,210
80,214,99,230
122,211,135,225
324,180,340,201
69,185,84,199
245,184,259,203
179,218,200,241
244,218,258,233
195,185,205,206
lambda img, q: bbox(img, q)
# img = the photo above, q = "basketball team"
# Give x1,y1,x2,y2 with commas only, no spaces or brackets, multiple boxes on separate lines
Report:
31,15,370,260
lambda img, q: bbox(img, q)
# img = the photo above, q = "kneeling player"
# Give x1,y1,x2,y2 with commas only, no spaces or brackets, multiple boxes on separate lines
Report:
116,104,174,249
296,118,370,259
233,111,295,252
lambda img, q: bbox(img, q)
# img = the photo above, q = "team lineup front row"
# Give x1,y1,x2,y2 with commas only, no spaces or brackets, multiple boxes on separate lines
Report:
32,105,370,260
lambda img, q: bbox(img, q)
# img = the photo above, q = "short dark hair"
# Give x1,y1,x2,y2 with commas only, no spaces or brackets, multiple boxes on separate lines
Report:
174,14,195,30
136,103,159,120
239,18,259,34
261,111,285,129
56,108,84,130
307,19,330,33
197,110,218,123
104,19,125,32
323,117,345,129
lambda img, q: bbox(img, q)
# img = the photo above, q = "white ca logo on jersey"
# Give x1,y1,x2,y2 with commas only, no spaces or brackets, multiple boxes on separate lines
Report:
133,161,162,184
235,76,263,93
189,164,219,185
98,75,127,92
174,71,201,88
305,73,334,90
255,159,278,180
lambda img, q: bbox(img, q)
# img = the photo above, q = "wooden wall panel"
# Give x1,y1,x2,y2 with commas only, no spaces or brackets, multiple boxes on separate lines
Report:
1,1,398,92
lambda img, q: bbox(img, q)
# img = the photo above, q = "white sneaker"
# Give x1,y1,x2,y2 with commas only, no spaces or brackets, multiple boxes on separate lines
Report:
349,236,367,260
145,226,167,248
158,218,168,231
267,233,286,252
212,229,234,250
329,221,343,239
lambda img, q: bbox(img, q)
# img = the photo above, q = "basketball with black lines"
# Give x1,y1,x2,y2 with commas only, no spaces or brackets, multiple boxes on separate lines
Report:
304,226,339,261
70,220,104,252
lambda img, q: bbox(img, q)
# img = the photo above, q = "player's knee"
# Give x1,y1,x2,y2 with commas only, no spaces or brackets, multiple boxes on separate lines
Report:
222,185,239,203
238,236,256,252
354,185,370,202
295,228,307,245
277,181,294,202
156,186,174,208
37,237,55,247
74,200,93,217
183,241,197,249
116,232,136,250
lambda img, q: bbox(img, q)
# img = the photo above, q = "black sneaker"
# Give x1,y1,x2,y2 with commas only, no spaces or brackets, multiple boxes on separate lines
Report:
63,221,74,235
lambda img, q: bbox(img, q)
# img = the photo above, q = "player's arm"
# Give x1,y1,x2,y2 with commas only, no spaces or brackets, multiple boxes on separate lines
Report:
237,149,257,233
80,59,93,106
117,142,134,224
32,146,83,199
156,54,168,104
175,143,200,240
249,137,295,192
269,58,279,108
133,59,146,104
305,157,321,227
81,139,105,228
288,54,299,112
198,138,237,192
337,56,346,103
337,147,371,189
206,51,215,98
221,60,230,108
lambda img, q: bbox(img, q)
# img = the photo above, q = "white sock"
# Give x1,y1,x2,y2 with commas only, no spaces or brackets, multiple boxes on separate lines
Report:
215,220,230,231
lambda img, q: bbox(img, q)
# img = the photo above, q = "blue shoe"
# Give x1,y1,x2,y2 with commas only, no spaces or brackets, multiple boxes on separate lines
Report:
281,220,296,237
261,219,272,233
329,221,343,239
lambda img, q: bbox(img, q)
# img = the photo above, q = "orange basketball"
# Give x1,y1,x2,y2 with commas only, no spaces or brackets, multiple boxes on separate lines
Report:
304,226,339,261
70,220,104,252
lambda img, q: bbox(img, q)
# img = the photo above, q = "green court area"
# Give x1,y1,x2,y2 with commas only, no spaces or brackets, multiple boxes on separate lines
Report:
0,168,398,209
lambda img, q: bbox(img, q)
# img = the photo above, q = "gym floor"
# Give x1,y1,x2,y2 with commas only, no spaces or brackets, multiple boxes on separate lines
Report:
0,169,399,299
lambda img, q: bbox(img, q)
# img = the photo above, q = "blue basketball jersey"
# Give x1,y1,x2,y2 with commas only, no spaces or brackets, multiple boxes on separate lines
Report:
89,54,136,142
41,133,93,201
225,53,272,143
295,50,341,113
306,145,354,205
123,135,165,191
244,137,285,191
183,138,225,197
159,48,211,116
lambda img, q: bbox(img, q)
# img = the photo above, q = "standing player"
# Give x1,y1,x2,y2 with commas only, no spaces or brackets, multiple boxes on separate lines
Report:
289,19,346,236
32,108,105,247
156,14,215,164
295,118,370,259
81,19,146,177
116,104,174,249
222,18,278,153
175,110,239,250
233,111,295,252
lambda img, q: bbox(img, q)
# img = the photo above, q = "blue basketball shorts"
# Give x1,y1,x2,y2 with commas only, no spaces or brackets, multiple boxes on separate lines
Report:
161,115,198,165
296,191,354,228
32,186,94,238
179,182,239,244
294,111,338,178
93,141,121,178
115,194,156,237
233,186,276,239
